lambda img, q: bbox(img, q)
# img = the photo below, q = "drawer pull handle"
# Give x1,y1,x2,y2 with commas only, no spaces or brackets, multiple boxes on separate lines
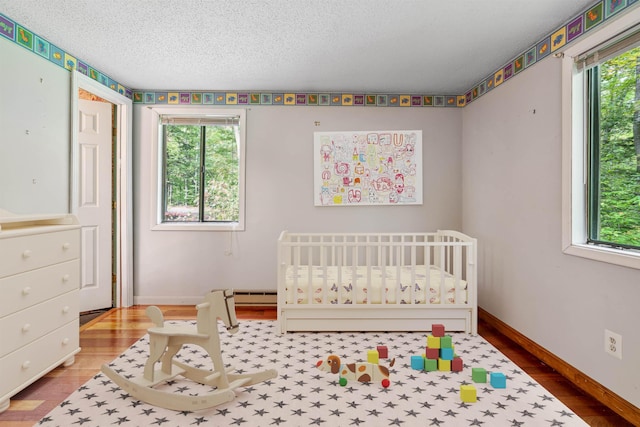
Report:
22,287,31,295
62,242,70,250
22,249,32,258
62,306,70,314
62,274,70,282
22,361,30,370
62,338,69,345
22,323,31,332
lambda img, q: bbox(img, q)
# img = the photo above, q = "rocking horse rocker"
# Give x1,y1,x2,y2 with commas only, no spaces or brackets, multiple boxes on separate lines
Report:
101,289,278,411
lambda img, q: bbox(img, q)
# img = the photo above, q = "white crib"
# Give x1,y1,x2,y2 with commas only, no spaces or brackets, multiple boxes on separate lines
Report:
277,230,477,334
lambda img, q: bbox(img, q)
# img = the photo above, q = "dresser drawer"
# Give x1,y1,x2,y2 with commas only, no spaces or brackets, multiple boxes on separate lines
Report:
0,229,80,278
0,321,79,400
0,291,78,357
0,260,79,317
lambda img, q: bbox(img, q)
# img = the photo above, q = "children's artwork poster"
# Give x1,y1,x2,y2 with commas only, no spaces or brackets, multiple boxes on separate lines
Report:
314,130,423,206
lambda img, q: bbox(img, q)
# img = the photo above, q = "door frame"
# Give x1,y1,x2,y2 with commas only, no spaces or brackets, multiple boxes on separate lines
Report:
70,71,133,307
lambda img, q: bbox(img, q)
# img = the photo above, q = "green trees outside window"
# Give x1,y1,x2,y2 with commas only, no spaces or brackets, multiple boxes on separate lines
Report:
588,46,640,248
162,124,239,223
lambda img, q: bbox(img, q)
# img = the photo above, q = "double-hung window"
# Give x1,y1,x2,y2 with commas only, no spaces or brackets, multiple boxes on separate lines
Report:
563,9,640,268
151,107,246,231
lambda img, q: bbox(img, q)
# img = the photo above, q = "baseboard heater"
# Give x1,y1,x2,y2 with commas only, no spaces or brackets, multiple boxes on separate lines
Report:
233,290,277,306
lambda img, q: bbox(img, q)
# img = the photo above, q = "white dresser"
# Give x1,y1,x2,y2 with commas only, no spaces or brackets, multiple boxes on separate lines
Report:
0,211,81,413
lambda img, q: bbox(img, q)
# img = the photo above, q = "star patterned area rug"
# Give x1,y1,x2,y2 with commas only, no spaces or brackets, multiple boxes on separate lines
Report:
37,320,588,427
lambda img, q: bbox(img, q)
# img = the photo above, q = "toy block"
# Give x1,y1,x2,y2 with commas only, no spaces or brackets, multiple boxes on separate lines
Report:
490,372,506,388
427,335,441,349
472,367,487,383
432,324,445,337
376,345,388,359
367,349,379,364
437,358,451,371
440,335,452,349
451,357,464,372
425,348,440,360
424,358,438,372
440,348,454,361
460,385,477,403
411,355,425,370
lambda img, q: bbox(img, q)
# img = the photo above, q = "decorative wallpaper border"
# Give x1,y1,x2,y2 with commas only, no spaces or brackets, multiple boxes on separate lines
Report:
461,0,639,107
1,0,638,107
0,12,132,99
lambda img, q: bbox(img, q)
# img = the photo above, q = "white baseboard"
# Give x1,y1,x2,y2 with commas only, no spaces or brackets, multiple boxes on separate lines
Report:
133,296,204,305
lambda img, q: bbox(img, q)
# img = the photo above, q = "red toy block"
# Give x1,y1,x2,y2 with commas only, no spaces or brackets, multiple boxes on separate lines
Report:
452,357,464,372
432,324,445,337
376,345,388,359
425,348,440,360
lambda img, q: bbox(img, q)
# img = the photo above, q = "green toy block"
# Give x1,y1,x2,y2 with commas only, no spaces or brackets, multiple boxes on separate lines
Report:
472,367,487,383
424,358,438,372
440,335,452,349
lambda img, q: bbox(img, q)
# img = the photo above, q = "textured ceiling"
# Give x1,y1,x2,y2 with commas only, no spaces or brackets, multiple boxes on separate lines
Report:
0,0,597,94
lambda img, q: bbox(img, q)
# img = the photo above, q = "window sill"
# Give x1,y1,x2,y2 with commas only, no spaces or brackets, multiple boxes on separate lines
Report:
563,243,640,270
151,222,244,232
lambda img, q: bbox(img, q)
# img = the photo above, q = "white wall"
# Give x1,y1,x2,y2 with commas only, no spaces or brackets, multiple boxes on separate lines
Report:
133,105,462,304
0,37,70,214
462,57,640,407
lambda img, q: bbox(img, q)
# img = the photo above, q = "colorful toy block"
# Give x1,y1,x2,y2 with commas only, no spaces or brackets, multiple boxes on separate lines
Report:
451,357,464,372
438,358,451,371
440,335,452,349
490,372,506,388
432,324,445,337
440,348,454,361
460,385,477,403
427,335,441,349
367,349,379,364
424,358,438,371
376,345,388,359
472,367,487,383
425,347,440,360
410,355,424,370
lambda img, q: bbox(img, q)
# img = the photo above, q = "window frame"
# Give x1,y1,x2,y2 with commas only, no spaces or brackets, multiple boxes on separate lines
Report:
149,106,246,231
561,6,640,269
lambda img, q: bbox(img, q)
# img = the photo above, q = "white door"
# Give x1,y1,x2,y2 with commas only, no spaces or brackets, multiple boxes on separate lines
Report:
77,99,113,312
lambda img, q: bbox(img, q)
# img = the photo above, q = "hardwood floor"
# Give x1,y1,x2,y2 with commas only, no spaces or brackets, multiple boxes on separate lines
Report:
0,306,633,426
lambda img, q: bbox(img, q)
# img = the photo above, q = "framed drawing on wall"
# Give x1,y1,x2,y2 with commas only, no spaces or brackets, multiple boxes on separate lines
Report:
314,130,423,206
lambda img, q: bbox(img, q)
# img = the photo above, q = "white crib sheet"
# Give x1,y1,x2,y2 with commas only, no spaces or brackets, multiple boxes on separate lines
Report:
284,265,467,305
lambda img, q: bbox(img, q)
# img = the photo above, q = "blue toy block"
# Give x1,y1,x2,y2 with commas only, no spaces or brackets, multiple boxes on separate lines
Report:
411,355,425,370
490,372,506,388
440,347,454,361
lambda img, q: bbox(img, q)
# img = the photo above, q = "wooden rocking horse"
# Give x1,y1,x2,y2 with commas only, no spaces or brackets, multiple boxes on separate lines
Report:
101,289,278,411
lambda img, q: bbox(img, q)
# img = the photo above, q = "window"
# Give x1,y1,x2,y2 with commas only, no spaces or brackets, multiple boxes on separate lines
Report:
585,43,640,249
562,8,640,269
150,107,245,231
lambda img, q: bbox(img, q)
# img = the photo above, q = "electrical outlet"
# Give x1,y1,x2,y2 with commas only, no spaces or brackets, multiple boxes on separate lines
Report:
604,329,622,359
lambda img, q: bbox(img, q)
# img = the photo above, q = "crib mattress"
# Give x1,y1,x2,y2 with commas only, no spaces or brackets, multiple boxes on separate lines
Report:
284,265,467,305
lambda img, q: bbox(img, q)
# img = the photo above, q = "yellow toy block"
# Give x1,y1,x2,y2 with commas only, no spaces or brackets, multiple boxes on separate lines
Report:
438,358,451,371
460,385,477,403
367,349,379,364
427,335,441,349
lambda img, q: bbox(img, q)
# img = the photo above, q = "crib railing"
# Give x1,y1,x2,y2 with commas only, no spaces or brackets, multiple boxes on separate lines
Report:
277,230,477,307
